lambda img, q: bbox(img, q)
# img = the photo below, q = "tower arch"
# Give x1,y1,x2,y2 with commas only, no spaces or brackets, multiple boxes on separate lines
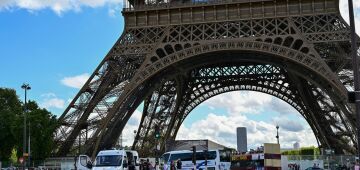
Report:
54,0,357,157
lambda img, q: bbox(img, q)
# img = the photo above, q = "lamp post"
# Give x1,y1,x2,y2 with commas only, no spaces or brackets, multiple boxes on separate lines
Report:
133,130,137,141
348,0,360,158
21,83,31,170
276,125,279,144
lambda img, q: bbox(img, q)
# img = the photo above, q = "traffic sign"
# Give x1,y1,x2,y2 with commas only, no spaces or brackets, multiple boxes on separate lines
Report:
23,153,29,157
19,157,24,164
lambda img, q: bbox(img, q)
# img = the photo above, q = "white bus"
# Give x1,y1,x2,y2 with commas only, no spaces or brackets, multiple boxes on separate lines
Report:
161,149,231,170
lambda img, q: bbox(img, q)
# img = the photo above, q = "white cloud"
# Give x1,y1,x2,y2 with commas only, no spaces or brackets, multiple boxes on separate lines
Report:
0,0,122,16
176,112,317,150
118,92,317,150
61,73,90,89
108,4,122,17
273,117,304,132
269,99,298,115
204,91,298,115
339,0,360,34
204,91,273,114
40,92,57,98
39,93,65,109
120,109,143,147
176,91,318,150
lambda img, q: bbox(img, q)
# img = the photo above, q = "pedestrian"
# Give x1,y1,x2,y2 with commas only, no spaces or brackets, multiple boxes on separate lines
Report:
143,159,149,170
129,159,135,170
149,161,155,170
140,159,144,170
355,159,360,170
145,159,151,170
346,159,351,170
170,160,176,170
176,159,182,170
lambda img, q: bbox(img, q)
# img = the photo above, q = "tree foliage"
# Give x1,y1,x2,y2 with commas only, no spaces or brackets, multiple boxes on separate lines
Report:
0,87,58,162
0,88,21,161
17,101,58,161
282,146,320,155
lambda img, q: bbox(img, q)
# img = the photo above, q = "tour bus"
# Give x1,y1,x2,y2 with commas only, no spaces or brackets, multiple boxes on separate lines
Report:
93,149,140,170
230,153,265,170
230,143,281,170
161,149,231,170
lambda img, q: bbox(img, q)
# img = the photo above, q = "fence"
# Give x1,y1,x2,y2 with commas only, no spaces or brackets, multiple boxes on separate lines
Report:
284,155,357,170
0,155,357,170
0,158,76,170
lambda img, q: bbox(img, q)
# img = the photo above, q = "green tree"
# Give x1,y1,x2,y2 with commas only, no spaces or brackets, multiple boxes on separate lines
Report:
0,87,58,162
282,146,320,155
300,146,320,155
29,101,58,160
0,88,21,161
14,101,58,161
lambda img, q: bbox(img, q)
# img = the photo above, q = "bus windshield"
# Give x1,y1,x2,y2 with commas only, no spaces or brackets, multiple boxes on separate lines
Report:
95,155,123,167
161,153,170,163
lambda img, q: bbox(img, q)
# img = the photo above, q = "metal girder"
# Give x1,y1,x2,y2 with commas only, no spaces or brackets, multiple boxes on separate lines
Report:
54,0,358,157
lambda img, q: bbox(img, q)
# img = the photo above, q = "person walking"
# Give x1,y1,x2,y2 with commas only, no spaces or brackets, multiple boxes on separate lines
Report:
170,160,176,170
355,159,359,170
176,159,182,170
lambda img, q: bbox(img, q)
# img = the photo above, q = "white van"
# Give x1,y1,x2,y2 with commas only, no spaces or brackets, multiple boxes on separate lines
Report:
125,150,140,170
93,150,129,170
93,149,140,170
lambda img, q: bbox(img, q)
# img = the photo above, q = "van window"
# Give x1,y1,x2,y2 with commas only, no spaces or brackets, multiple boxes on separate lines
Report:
95,155,123,167
80,156,87,166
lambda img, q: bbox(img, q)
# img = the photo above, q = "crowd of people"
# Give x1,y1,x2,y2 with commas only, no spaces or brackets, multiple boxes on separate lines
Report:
138,159,182,170
137,158,182,170
168,159,182,170
138,159,154,170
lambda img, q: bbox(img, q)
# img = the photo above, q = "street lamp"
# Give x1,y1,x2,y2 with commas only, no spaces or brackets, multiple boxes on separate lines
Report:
21,83,31,170
276,125,279,144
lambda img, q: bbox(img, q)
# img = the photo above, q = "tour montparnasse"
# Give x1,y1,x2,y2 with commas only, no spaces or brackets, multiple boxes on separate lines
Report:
54,0,358,157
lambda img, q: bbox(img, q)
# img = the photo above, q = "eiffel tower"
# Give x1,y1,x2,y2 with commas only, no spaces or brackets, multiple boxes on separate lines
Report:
55,0,358,157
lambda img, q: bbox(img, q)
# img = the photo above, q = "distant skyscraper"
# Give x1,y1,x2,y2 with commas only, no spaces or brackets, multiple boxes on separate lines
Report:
237,127,247,153
293,142,300,149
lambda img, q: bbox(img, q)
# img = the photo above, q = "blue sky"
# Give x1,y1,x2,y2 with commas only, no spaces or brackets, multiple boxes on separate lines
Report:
0,7,123,114
0,0,359,149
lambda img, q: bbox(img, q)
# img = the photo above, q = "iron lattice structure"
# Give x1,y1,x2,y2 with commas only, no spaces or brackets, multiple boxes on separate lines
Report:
55,0,358,157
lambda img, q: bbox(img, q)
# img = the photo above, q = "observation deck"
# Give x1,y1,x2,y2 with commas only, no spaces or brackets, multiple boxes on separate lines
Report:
122,0,340,28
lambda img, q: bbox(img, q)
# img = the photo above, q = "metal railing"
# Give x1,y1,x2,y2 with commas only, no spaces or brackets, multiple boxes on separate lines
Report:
284,155,357,170
123,0,272,11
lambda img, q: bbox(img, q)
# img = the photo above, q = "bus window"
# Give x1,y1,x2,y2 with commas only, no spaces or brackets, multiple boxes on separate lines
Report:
169,153,192,162
219,150,231,162
196,151,217,160
230,157,264,170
